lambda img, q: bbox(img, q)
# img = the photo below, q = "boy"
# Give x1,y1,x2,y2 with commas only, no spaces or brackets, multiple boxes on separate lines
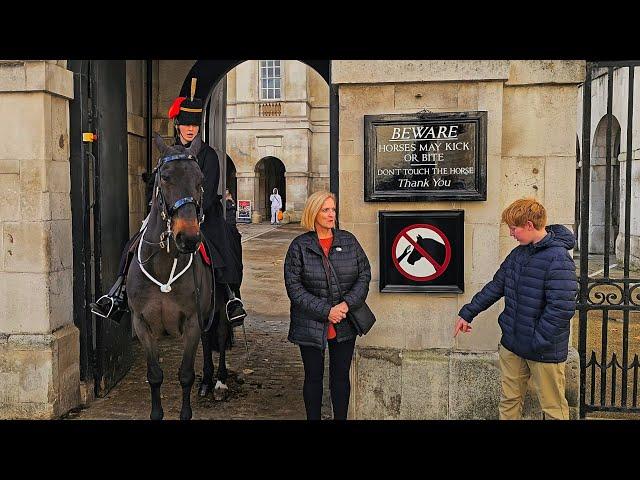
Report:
454,198,578,420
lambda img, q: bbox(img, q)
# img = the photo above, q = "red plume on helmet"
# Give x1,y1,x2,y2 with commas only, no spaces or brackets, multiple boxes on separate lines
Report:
168,97,186,119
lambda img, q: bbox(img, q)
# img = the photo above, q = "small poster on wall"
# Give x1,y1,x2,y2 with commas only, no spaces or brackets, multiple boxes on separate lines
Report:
237,200,252,223
379,210,464,293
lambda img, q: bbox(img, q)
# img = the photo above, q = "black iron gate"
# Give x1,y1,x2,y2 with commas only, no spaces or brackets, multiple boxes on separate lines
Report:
69,60,134,397
578,61,640,417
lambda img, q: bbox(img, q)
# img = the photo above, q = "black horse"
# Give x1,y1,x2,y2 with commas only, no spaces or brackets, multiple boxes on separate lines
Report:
140,140,239,406
127,133,229,420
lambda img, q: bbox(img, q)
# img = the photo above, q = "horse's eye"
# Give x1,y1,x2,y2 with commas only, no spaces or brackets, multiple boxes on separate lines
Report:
160,174,171,182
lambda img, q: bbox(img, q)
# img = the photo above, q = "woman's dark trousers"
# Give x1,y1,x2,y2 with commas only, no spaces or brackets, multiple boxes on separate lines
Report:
299,337,356,420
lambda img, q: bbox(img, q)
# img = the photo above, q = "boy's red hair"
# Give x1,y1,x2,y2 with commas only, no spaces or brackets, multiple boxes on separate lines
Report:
501,198,547,229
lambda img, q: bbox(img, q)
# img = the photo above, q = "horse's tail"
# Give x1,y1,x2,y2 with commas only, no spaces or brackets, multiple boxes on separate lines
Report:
209,313,235,352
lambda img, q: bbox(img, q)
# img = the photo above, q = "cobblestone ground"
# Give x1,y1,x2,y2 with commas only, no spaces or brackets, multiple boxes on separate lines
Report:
68,223,332,420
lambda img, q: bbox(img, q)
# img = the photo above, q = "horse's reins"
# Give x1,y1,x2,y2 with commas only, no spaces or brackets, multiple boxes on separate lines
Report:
137,152,214,332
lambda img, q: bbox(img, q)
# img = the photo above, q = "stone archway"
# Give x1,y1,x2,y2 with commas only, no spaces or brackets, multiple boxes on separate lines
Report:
177,60,335,214
255,156,286,220
589,115,621,254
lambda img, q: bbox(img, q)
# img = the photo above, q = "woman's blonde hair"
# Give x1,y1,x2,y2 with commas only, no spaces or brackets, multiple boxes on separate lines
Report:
301,190,337,231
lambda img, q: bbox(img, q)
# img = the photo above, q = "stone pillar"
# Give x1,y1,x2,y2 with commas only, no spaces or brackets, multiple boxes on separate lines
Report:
588,157,609,254
309,172,330,195
236,172,257,216
618,155,640,268
333,60,584,419
284,172,309,221
0,60,79,419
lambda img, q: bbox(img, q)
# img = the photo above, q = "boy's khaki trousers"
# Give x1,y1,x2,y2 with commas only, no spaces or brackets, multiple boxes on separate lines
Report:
498,344,570,420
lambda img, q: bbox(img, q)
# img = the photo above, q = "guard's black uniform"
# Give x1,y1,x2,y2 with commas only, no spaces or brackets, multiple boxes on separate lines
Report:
191,141,243,286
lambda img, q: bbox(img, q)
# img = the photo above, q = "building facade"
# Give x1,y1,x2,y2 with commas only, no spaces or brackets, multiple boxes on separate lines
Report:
226,60,329,222
0,60,588,419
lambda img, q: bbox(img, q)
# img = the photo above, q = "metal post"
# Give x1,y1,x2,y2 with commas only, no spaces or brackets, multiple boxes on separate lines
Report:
578,63,593,418
599,67,614,406
621,66,634,406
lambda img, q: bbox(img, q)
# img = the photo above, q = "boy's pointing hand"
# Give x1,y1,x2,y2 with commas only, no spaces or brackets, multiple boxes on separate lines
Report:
453,317,472,337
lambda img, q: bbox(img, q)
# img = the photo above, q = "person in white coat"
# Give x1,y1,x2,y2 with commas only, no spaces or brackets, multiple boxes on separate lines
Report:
270,188,283,225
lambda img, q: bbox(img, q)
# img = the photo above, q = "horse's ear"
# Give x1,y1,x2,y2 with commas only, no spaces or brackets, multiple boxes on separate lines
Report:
153,132,169,156
188,133,203,157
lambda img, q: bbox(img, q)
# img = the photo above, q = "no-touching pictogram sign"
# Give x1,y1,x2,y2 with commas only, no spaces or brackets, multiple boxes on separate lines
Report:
379,210,464,293
391,224,452,281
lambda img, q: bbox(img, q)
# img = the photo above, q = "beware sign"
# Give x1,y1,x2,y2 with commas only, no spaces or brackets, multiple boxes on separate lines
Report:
379,211,464,293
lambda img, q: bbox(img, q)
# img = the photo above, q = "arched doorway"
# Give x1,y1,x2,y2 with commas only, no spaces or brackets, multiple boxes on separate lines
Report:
255,156,286,220
177,60,336,212
589,115,621,254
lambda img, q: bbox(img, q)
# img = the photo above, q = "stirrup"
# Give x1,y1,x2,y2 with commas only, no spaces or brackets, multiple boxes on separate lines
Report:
91,295,115,319
226,298,246,327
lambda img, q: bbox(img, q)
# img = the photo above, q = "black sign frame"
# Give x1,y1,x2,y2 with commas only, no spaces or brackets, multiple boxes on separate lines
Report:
365,112,487,202
379,210,464,293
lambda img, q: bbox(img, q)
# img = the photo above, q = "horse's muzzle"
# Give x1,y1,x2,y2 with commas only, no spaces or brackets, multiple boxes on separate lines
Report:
175,231,202,254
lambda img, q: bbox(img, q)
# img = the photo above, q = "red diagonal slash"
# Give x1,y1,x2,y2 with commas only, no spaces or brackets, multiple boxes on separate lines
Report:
403,233,442,271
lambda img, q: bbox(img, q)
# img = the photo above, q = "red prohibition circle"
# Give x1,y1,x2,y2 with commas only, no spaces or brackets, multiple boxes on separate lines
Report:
391,223,452,282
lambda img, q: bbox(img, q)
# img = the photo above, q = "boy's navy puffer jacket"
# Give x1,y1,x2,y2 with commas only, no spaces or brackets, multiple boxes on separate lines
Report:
458,224,577,363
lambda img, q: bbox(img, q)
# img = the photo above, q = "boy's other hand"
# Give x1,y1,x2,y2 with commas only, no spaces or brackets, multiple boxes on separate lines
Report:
453,317,472,337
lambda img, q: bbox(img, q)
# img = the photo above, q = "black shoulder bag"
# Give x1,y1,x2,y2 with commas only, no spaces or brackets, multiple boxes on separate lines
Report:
322,256,376,336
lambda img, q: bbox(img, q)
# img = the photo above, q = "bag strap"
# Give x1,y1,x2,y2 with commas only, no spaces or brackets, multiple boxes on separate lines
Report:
325,255,347,301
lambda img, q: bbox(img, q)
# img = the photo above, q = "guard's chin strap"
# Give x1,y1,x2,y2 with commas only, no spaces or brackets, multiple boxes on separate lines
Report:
137,226,193,293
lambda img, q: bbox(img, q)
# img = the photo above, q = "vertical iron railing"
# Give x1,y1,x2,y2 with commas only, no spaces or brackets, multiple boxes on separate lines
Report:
621,66,635,407
578,61,640,417
578,63,592,418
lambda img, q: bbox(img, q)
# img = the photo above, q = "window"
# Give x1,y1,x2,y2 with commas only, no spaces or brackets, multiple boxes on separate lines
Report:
260,60,281,100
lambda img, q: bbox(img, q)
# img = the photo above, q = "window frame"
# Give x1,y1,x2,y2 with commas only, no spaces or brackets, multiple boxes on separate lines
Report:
259,60,282,101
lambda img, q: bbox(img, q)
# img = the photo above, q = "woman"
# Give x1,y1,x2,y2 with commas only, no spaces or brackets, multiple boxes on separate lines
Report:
284,190,371,420
269,188,282,225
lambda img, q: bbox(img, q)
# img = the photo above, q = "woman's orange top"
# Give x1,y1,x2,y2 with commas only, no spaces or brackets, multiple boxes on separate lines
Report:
318,236,337,340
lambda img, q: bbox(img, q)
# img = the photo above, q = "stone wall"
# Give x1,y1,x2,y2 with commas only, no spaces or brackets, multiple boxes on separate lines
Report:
333,60,584,419
0,60,79,419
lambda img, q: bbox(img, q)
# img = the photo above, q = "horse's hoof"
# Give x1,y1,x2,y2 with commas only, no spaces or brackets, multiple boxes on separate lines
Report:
213,380,229,401
150,409,164,421
198,382,213,397
180,407,192,421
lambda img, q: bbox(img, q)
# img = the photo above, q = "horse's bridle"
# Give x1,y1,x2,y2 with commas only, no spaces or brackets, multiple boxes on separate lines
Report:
154,153,205,232
138,148,213,331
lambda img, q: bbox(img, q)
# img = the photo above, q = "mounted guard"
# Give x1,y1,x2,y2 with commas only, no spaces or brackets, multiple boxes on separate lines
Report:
90,77,246,328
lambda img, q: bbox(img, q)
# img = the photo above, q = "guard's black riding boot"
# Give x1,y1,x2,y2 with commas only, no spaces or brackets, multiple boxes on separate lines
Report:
224,284,246,328
90,275,129,322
